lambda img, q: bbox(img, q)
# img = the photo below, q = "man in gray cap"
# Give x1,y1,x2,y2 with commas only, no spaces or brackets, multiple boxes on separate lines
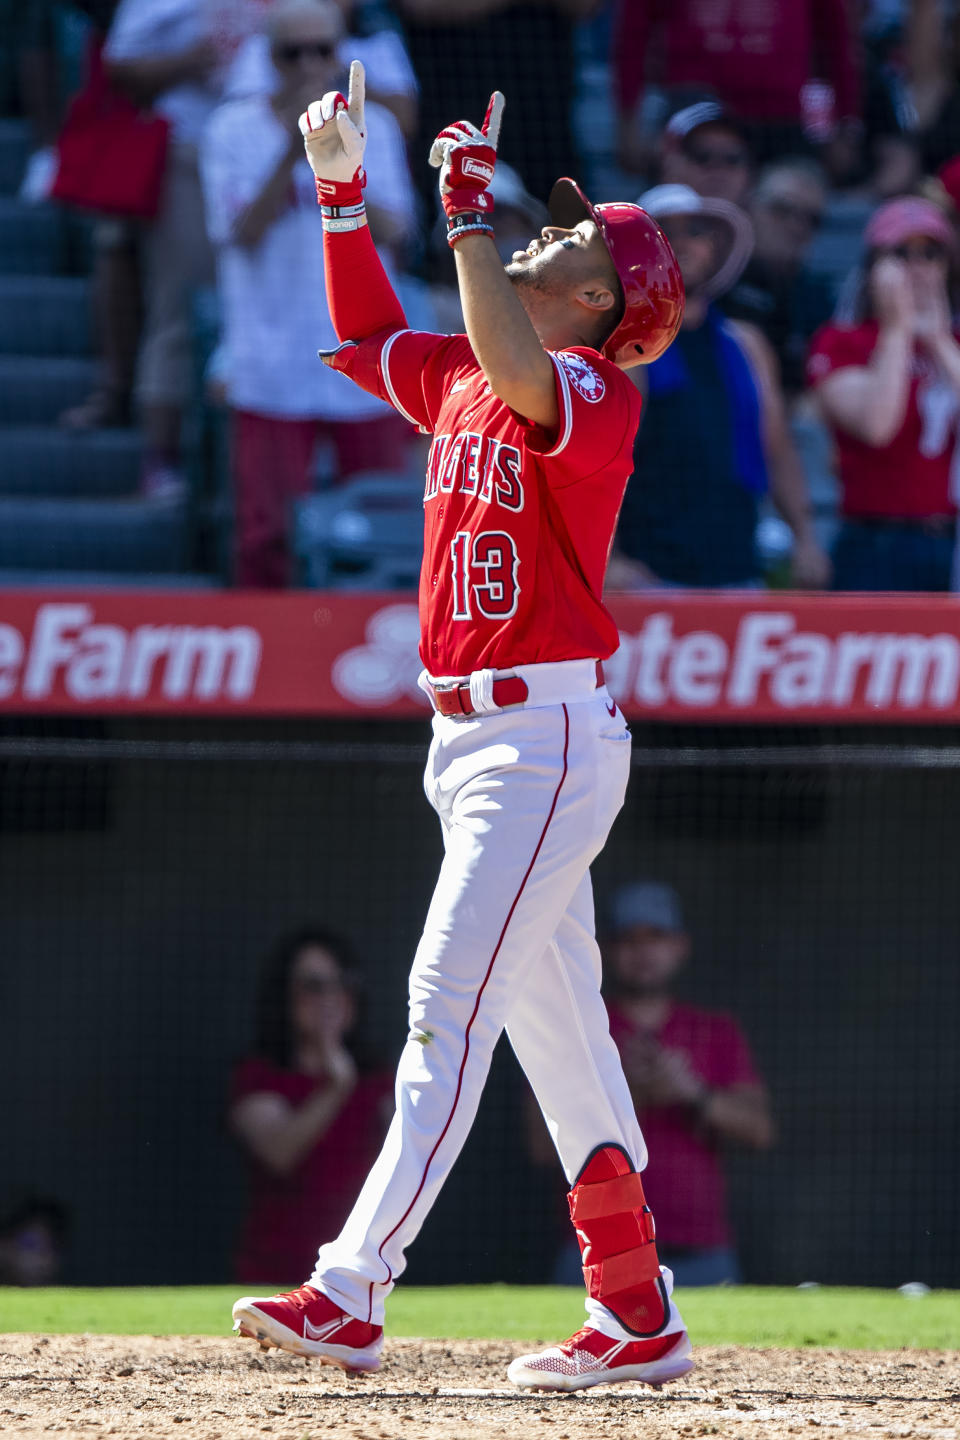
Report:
600,880,774,1286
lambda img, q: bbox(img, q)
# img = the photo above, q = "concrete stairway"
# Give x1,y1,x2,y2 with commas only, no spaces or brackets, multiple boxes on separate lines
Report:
0,118,214,586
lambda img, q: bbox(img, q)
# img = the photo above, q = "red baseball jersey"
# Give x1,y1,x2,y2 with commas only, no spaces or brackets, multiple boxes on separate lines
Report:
807,321,959,519
371,330,642,676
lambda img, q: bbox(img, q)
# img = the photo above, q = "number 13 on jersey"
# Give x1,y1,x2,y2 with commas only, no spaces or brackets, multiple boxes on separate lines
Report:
450,530,520,621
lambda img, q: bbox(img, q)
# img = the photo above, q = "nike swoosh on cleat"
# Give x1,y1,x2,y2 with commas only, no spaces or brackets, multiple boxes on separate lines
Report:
303,1316,346,1341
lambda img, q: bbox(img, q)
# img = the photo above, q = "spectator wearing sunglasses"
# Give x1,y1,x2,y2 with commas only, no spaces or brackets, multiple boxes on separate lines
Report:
200,0,418,586
659,101,753,208
224,0,419,139
724,159,835,396
229,926,394,1285
807,197,960,591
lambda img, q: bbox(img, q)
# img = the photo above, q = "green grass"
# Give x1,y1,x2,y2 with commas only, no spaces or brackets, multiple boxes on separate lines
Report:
1,1286,958,1350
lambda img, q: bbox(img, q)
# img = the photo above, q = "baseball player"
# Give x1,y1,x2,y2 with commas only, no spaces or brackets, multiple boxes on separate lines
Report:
233,62,690,1392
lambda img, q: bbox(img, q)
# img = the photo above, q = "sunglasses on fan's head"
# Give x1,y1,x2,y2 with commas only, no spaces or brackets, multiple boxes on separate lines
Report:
274,39,338,63
764,196,823,231
886,239,949,262
658,214,716,243
685,143,748,170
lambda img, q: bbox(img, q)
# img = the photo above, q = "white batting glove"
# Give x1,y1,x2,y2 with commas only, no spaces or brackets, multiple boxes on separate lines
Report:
299,59,367,204
429,92,504,245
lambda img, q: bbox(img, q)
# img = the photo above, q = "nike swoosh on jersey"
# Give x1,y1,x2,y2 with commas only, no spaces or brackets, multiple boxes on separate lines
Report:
449,379,468,393
606,700,617,717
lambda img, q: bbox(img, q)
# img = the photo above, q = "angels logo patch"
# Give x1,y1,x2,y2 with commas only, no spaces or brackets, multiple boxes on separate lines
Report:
557,351,606,402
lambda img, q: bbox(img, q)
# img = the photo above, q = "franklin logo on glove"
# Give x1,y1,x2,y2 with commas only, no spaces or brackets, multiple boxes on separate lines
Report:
462,158,495,183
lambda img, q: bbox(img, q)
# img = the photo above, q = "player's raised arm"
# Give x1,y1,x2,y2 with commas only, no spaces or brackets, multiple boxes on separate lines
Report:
299,61,407,344
430,94,559,428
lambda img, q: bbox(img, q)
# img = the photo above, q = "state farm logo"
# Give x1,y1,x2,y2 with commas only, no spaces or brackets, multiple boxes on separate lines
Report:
557,351,605,402
0,603,261,703
331,603,427,706
604,611,960,713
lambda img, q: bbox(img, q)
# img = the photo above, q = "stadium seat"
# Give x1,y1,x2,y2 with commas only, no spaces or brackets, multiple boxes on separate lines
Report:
0,197,67,275
0,274,92,355
0,427,142,497
0,496,191,572
0,113,207,584
790,404,840,553
805,194,872,296
0,118,29,196
0,354,99,425
292,473,425,589
0,568,219,588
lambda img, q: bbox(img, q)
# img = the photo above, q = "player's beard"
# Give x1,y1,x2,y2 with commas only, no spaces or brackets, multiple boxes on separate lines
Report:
505,259,564,297
505,258,571,324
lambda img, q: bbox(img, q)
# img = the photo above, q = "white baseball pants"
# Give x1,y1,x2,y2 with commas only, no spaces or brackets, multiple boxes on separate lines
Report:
311,671,678,1332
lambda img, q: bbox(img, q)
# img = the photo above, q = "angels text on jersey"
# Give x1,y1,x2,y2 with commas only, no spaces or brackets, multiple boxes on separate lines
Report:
424,433,524,510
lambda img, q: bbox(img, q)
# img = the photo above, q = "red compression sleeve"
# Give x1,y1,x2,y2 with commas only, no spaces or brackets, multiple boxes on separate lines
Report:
323,224,407,343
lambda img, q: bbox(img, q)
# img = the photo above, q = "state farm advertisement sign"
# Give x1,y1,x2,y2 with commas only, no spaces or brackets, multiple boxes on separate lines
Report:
2,591,960,721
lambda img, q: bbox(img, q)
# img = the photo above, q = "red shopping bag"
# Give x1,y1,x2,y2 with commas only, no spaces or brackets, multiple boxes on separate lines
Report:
52,39,170,220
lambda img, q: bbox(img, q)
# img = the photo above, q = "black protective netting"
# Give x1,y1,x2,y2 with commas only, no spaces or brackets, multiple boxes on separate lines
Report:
2,719,959,1291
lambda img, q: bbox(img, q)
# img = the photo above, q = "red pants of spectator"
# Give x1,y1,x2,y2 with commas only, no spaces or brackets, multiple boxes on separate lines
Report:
232,408,414,587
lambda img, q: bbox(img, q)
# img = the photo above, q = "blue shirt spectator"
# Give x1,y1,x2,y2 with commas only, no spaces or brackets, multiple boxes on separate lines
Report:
610,185,830,591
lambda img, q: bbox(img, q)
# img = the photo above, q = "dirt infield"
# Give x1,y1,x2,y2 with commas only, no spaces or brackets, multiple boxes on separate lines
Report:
2,1334,957,1440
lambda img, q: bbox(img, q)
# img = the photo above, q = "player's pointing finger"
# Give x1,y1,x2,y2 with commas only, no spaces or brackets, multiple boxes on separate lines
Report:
347,60,366,126
482,91,505,148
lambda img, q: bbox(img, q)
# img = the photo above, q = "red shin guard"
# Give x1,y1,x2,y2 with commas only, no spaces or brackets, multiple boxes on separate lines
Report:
568,1144,670,1338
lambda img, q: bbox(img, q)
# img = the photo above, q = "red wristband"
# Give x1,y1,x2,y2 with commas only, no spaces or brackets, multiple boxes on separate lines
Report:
442,188,494,221
315,171,366,208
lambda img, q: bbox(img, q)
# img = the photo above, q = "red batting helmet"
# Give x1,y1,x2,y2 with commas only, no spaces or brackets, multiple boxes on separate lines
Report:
548,178,685,368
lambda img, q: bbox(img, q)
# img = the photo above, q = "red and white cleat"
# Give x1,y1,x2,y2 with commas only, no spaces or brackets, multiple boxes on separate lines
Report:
507,1325,693,1392
232,1284,383,1372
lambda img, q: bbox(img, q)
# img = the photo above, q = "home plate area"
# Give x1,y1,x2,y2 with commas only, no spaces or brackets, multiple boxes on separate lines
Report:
2,1335,957,1440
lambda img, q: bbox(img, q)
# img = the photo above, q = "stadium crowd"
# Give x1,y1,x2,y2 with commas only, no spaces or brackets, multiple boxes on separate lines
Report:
3,0,960,590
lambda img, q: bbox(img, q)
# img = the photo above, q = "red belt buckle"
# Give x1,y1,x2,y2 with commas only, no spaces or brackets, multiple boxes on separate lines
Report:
433,684,470,716
432,675,528,715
